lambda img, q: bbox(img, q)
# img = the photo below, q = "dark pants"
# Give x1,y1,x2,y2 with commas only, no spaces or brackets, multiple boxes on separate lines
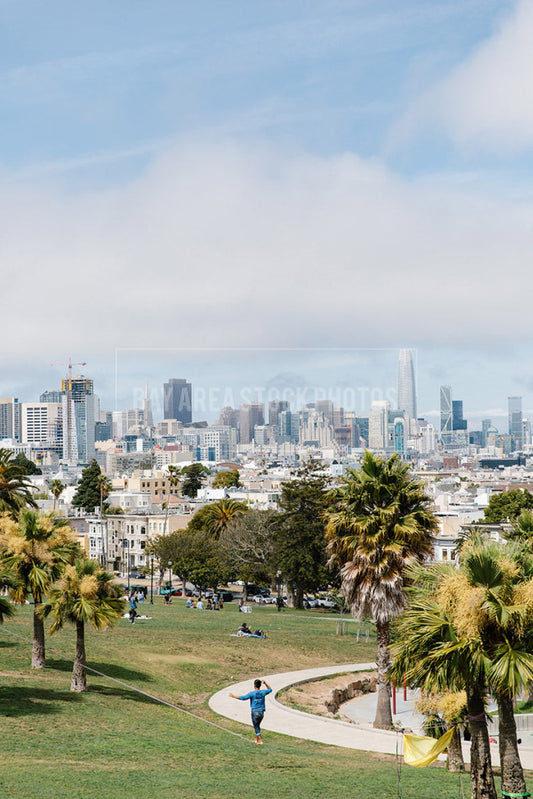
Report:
251,711,264,735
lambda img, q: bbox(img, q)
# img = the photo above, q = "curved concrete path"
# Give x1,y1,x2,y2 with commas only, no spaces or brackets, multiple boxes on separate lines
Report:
210,662,405,755
209,663,533,769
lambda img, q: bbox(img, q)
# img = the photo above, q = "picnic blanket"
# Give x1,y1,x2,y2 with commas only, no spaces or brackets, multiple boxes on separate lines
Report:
230,633,266,639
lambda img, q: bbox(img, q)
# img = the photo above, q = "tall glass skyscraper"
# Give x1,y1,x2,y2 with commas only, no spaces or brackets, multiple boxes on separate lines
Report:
163,379,192,424
508,396,523,451
397,349,417,420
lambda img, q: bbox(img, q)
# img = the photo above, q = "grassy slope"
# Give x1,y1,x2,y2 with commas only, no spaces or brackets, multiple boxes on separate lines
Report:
0,600,484,798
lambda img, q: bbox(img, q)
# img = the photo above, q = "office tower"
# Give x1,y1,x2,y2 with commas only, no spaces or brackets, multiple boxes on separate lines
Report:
397,349,417,421
268,400,289,427
216,407,240,428
21,403,63,453
143,383,153,429
163,379,192,424
40,390,63,403
452,400,467,431
508,396,523,450
482,418,492,447
239,403,264,444
299,410,333,448
112,409,145,439
279,409,299,442
315,400,334,424
62,375,97,463
440,386,453,436
369,401,390,452
0,398,21,441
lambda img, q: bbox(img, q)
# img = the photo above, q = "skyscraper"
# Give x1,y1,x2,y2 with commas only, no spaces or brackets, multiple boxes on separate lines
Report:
508,396,523,451
61,375,97,463
440,385,453,437
143,383,153,429
397,350,417,421
0,398,21,441
239,403,264,444
163,379,192,424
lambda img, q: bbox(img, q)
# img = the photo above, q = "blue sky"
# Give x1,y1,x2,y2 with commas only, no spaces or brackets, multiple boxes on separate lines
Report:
1,1,532,427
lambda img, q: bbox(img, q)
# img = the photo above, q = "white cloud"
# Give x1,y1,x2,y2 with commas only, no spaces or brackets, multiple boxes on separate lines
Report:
394,0,533,153
2,137,533,369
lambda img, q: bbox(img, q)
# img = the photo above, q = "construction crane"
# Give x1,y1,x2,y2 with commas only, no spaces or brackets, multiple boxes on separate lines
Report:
47,358,87,463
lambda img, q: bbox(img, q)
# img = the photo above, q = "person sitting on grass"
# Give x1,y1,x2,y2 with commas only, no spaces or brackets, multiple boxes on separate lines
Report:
237,622,252,635
229,679,272,744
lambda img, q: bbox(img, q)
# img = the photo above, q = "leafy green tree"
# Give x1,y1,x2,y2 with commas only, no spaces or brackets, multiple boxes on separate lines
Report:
40,559,125,691
274,461,333,609
163,464,181,535
212,470,242,489
0,510,80,668
484,489,533,523
72,460,109,514
180,463,209,498
172,528,233,591
326,451,437,730
221,509,277,585
49,479,65,510
0,448,37,516
13,452,42,475
147,532,183,590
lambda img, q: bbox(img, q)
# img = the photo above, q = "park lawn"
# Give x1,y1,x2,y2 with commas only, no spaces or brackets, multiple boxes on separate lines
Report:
0,599,497,798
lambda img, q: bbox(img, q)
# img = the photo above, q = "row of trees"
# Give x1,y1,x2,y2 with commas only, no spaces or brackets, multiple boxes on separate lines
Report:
0,449,125,691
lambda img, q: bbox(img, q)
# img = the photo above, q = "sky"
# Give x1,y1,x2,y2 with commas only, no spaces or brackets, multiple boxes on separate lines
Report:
2,0,533,428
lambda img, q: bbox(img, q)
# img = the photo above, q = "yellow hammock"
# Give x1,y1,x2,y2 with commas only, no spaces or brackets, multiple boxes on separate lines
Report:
403,728,455,767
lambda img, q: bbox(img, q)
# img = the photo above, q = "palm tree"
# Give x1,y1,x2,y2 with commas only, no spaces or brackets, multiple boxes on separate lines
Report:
0,448,37,516
49,479,65,511
0,509,80,668
459,541,533,798
163,465,181,535
0,566,16,625
202,499,249,540
40,558,125,691
325,451,438,729
390,566,498,799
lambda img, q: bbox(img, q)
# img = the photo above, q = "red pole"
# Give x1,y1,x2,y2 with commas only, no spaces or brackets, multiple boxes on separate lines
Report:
403,677,407,702
392,680,396,715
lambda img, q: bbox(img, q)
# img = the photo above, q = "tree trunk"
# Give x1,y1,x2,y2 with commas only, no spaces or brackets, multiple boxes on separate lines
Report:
71,620,87,692
447,725,465,772
373,620,393,730
467,685,497,799
527,681,533,703
496,692,527,797
286,583,304,609
32,606,46,669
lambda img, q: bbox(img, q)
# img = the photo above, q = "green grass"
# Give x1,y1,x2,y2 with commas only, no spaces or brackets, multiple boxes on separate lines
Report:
0,600,495,798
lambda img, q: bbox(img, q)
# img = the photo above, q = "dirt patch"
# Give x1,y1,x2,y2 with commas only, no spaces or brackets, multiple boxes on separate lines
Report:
278,671,376,722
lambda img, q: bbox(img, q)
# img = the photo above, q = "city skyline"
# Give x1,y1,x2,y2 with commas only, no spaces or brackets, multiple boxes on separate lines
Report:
2,3,533,415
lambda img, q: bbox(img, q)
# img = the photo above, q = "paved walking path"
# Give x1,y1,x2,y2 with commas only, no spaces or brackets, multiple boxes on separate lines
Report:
209,663,533,769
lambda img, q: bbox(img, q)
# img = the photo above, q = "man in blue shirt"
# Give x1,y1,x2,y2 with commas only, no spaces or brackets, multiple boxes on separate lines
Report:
229,678,272,744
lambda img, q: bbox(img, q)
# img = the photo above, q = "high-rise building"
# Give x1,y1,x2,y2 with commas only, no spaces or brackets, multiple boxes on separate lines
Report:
268,400,289,427
440,386,453,437
369,401,390,452
481,418,492,447
239,403,264,444
0,398,21,441
61,375,97,463
143,383,153,429
452,400,467,431
21,402,63,453
397,349,417,421
163,379,192,425
508,396,523,451
216,407,240,428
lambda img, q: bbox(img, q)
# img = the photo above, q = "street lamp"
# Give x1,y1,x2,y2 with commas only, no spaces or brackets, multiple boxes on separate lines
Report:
127,545,131,593
168,559,172,604
150,555,154,604
277,569,282,613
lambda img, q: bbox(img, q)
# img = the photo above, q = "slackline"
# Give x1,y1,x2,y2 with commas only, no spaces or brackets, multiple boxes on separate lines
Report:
1,626,254,743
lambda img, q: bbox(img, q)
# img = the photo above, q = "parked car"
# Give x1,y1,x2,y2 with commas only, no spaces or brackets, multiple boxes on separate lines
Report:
253,593,274,604
316,595,339,609
303,596,319,608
